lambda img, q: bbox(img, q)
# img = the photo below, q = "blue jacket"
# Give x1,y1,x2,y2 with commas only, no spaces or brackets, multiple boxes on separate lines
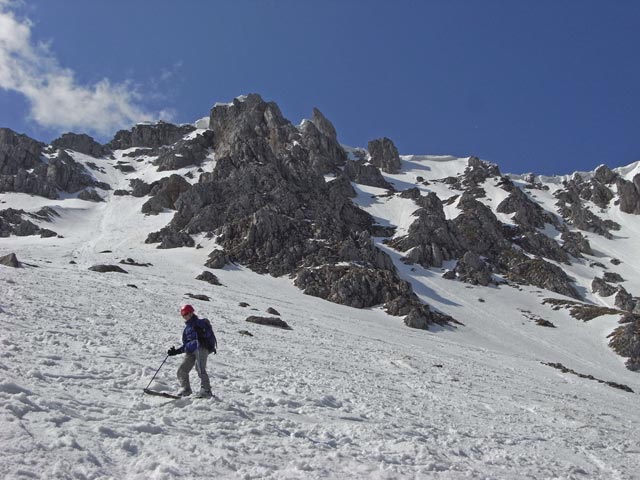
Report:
177,315,210,354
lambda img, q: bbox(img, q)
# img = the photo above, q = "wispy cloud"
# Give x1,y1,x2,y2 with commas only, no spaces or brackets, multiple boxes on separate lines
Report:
0,2,172,137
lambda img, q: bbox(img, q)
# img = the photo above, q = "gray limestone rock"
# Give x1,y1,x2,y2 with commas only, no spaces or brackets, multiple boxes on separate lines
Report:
594,165,618,184
196,271,221,285
51,133,109,157
300,109,348,175
556,178,620,237
455,251,494,286
497,185,553,230
561,230,592,257
616,175,640,214
344,160,393,189
107,121,196,150
0,252,21,267
155,130,215,172
389,192,461,268
592,277,617,297
294,264,420,317
129,179,153,197
463,157,501,187
77,189,104,202
246,316,292,330
88,264,128,274
603,272,625,283
205,250,229,269
145,226,195,249
513,231,570,264
368,137,401,174
0,208,59,238
453,193,510,257
0,128,45,175
614,287,635,312
608,318,640,371
141,174,191,215
497,250,581,299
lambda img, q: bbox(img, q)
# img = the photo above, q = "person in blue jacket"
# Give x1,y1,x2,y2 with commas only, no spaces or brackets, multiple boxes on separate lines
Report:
167,304,213,398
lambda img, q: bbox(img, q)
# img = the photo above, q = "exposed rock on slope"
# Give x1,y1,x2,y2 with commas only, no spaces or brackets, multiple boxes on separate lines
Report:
0,129,109,199
368,137,402,174
107,121,195,150
145,94,452,327
51,133,109,158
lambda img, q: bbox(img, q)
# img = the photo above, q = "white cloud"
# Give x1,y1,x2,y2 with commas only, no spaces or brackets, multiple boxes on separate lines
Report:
0,3,171,137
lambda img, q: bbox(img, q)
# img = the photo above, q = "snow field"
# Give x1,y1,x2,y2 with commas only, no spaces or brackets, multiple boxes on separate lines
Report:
1,152,639,479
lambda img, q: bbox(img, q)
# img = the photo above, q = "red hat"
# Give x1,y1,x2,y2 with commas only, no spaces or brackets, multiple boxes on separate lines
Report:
180,304,195,316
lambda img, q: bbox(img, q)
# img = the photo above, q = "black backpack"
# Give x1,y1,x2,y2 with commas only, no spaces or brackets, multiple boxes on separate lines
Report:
197,318,218,354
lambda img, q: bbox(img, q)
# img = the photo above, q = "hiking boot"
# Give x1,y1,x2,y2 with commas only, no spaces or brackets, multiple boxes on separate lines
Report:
195,389,212,399
177,388,192,397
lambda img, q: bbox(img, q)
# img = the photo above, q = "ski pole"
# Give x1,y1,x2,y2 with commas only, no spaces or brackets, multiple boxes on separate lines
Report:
143,354,169,392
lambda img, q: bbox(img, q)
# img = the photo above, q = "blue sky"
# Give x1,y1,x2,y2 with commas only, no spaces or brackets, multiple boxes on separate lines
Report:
1,1,639,175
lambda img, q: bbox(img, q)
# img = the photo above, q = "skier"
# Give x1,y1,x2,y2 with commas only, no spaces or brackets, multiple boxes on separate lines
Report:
167,304,217,398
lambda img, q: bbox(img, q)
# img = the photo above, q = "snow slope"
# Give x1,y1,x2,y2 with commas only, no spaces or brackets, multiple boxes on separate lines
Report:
1,151,640,479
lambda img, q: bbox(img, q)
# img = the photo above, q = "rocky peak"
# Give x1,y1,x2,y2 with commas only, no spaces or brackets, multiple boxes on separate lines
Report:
209,93,299,160
594,164,618,184
51,133,109,158
310,107,338,140
0,128,45,175
300,112,347,175
107,121,195,150
616,174,640,214
368,137,402,174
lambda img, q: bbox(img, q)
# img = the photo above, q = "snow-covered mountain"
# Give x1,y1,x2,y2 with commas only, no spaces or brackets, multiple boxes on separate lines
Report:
1,94,639,479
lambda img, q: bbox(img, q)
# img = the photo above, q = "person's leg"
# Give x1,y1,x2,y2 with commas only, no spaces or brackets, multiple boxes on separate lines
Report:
194,348,211,393
177,353,196,393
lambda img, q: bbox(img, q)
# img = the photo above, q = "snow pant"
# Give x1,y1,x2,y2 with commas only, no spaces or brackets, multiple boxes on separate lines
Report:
177,347,211,391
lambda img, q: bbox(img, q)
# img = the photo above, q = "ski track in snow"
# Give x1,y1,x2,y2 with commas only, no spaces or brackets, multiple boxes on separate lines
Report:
1,153,640,479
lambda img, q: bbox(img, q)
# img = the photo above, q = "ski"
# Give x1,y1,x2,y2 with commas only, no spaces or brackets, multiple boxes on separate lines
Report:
143,388,181,399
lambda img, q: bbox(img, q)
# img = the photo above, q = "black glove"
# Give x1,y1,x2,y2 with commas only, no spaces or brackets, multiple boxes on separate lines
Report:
167,346,179,356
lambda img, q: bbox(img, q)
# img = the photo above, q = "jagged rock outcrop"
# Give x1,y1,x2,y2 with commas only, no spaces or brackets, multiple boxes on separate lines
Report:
454,251,494,286
603,272,624,283
512,231,570,264
463,157,500,189
368,137,401,174
453,193,510,256
592,277,617,297
129,179,153,197
145,226,195,249
0,133,109,199
0,208,58,238
616,174,640,214
344,160,393,189
0,252,21,267
77,189,104,202
0,128,45,175
205,250,229,269
141,175,192,214
594,165,618,184
560,229,592,257
497,250,581,299
497,178,555,229
88,264,128,274
107,121,196,150
388,192,461,268
146,94,450,328
299,108,348,175
614,287,635,312
196,271,221,285
154,130,215,172
555,177,620,238
51,133,109,157
608,317,640,371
